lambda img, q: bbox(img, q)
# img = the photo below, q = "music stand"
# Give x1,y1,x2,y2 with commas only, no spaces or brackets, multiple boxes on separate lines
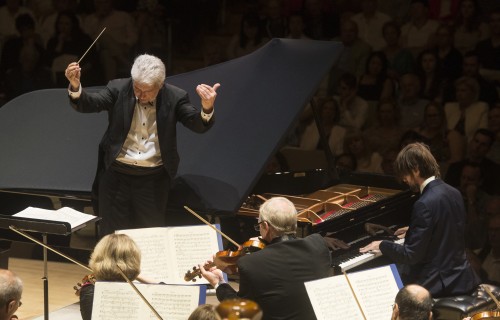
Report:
0,215,100,320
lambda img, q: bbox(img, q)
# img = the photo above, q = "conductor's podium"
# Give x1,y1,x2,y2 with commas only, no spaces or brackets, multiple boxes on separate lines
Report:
433,284,500,320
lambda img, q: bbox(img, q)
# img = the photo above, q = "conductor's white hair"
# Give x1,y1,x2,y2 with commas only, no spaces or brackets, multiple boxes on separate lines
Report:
131,54,166,88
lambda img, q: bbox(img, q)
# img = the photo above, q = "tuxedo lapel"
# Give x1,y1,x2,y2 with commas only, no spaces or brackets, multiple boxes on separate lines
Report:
123,82,136,131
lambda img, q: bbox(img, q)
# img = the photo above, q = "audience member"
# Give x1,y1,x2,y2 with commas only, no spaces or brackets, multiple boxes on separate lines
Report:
0,269,23,320
377,0,411,25
414,102,466,176
226,12,269,60
135,0,169,64
336,152,358,172
36,0,79,47
486,104,500,164
262,0,287,38
444,76,488,142
415,49,446,102
391,284,433,320
479,212,500,284
357,51,394,102
344,130,383,173
188,304,219,320
81,0,138,81
286,13,309,39
79,233,142,320
428,0,460,23
381,148,399,175
432,24,463,81
350,0,391,51
335,73,369,131
401,0,440,57
445,128,500,195
327,19,371,94
199,197,332,320
443,50,499,105
381,21,415,81
0,0,34,46
301,0,339,40
364,99,406,155
45,11,94,87
299,97,346,155
398,73,429,129
453,0,490,54
475,9,500,86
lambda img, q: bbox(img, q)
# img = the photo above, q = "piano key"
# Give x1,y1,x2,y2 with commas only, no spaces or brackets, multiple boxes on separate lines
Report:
338,238,404,272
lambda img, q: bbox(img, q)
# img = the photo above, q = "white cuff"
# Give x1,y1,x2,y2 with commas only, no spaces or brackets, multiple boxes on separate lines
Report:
68,84,82,99
201,108,214,121
213,280,225,290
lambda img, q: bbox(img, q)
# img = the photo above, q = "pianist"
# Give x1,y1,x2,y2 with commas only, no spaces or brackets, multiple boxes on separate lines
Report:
64,54,220,236
198,197,332,320
360,142,480,297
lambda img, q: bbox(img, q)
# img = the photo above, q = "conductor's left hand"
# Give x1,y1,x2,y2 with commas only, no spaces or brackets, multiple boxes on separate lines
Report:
196,83,220,113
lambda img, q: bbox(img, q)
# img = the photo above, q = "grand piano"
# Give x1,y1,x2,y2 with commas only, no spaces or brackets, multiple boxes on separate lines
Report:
0,39,416,271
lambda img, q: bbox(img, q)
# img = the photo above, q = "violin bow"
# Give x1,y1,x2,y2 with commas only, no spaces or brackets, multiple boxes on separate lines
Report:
115,264,163,320
482,284,500,309
183,206,240,248
9,225,92,272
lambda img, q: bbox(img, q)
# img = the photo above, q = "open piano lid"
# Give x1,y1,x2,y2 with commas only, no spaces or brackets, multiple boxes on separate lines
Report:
0,39,343,215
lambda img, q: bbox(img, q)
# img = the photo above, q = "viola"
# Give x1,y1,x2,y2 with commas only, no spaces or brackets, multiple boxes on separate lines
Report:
184,238,266,282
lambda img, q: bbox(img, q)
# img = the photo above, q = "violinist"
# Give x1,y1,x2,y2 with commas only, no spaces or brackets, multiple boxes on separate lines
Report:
0,269,23,320
78,234,141,320
199,197,332,320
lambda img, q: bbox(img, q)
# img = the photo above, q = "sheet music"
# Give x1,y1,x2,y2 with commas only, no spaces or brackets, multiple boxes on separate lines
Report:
305,265,403,320
305,275,365,320
92,282,203,320
117,225,222,284
13,206,96,229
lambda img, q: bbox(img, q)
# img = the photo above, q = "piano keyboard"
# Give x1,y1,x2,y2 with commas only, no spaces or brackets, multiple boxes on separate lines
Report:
337,238,404,272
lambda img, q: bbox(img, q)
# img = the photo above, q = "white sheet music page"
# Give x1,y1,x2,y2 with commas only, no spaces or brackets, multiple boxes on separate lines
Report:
13,206,96,229
117,225,222,284
305,264,403,320
91,282,204,320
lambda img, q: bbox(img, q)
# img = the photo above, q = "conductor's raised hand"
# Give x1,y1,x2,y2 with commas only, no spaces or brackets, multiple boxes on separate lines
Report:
196,83,220,113
65,62,81,91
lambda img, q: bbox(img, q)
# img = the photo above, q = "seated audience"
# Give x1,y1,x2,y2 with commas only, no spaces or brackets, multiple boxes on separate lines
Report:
335,73,369,131
432,24,463,81
398,73,429,129
299,97,346,155
226,12,269,60
453,0,490,54
357,51,394,102
0,269,23,320
480,213,500,285
444,76,488,142
401,0,440,57
350,0,391,51
415,49,446,102
445,128,500,195
391,284,433,320
79,233,142,320
414,102,466,176
475,10,500,86
381,21,415,81
344,130,383,173
487,104,500,165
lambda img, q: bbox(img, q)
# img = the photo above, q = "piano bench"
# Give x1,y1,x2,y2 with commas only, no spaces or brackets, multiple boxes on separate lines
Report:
432,284,500,320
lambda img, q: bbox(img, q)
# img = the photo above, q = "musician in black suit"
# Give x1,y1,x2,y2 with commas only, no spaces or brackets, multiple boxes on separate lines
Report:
361,142,480,297
199,197,332,320
64,54,220,236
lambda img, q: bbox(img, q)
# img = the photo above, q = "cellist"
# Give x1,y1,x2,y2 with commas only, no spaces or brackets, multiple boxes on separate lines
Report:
198,197,332,320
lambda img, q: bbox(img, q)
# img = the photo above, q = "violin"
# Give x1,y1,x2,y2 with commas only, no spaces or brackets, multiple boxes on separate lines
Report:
184,238,266,282
73,274,96,296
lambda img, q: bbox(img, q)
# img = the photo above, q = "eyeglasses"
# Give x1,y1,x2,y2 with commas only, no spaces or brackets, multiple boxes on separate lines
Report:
253,220,265,232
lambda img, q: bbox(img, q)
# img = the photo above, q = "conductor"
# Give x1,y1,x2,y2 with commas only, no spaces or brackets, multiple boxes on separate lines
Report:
65,54,220,236
360,142,480,297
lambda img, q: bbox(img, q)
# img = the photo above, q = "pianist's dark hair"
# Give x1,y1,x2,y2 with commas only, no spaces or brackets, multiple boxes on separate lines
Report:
393,142,441,179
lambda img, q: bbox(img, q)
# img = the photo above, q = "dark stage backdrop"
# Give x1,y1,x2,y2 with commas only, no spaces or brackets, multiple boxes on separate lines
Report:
0,39,343,215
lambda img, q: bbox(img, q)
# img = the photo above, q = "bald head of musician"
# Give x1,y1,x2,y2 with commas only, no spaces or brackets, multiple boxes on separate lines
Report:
257,197,297,243
0,269,23,320
392,284,433,320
